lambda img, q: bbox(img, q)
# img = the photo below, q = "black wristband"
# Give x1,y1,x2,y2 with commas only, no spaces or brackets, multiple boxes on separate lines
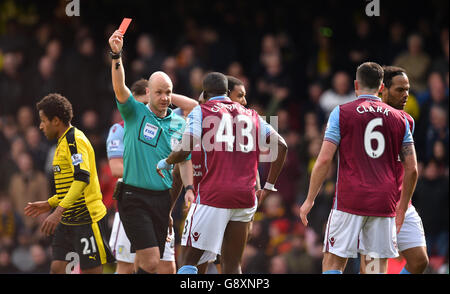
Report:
109,49,122,59
184,185,194,192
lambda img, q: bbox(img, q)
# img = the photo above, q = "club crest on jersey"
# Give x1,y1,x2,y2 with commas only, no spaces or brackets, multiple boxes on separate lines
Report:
71,153,83,166
143,123,158,140
53,165,61,172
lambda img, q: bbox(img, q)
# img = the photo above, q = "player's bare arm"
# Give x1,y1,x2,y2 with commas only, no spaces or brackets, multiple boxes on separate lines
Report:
300,140,338,226
109,157,124,178
171,93,199,115
396,143,418,233
256,133,288,206
178,159,195,208
109,30,131,103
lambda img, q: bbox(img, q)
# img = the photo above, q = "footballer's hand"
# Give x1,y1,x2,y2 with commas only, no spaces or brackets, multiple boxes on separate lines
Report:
395,206,407,234
256,189,270,207
109,30,123,54
24,201,52,218
299,199,314,226
167,214,174,239
184,189,195,209
156,158,174,178
40,206,64,236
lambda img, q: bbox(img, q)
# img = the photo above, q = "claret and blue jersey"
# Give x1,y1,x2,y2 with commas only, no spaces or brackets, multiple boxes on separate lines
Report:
324,94,414,217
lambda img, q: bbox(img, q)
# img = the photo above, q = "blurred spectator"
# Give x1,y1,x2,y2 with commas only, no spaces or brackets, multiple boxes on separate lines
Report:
8,152,49,229
319,71,355,116
422,105,449,162
80,109,103,153
414,159,449,258
188,66,204,99
11,228,34,273
200,27,237,72
430,28,449,78
0,195,24,248
130,33,165,82
416,72,449,161
0,51,24,116
0,136,25,193
257,52,291,110
16,105,35,136
347,19,379,71
0,246,19,274
306,18,335,81
300,82,326,128
282,234,321,274
27,243,51,274
25,126,50,172
25,55,59,105
384,21,407,65
268,254,289,274
394,33,431,94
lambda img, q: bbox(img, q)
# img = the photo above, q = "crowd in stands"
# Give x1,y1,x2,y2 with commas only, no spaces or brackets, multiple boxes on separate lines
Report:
0,0,448,274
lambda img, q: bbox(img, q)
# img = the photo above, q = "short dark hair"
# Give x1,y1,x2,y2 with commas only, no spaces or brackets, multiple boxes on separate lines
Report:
131,78,148,96
36,93,73,125
383,66,407,89
356,62,384,90
226,75,244,92
203,72,228,98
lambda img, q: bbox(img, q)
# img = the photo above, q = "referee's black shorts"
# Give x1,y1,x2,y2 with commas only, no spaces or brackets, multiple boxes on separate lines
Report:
117,183,171,257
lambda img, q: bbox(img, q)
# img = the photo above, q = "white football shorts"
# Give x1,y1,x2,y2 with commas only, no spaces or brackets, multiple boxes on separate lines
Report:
109,212,135,263
323,209,399,259
181,199,257,265
395,205,426,252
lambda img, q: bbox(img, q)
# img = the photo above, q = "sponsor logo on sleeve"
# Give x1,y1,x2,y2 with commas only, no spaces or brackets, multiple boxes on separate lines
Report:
71,153,83,166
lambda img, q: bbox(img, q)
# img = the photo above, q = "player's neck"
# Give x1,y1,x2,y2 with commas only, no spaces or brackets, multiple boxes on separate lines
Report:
356,91,378,97
57,124,72,140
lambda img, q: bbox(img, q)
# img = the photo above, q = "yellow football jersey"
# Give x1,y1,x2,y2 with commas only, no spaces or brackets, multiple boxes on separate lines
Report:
51,126,106,225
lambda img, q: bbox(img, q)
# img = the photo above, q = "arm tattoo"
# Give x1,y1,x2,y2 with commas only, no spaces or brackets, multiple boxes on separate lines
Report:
400,144,414,162
115,62,120,70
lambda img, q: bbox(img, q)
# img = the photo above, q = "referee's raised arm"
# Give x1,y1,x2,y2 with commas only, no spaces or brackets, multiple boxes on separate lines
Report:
109,30,131,103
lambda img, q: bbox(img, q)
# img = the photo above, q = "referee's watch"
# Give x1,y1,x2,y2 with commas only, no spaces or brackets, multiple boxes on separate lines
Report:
109,49,122,59
185,185,194,193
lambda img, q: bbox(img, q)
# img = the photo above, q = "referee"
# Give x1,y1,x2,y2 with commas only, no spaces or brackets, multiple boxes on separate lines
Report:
108,30,193,274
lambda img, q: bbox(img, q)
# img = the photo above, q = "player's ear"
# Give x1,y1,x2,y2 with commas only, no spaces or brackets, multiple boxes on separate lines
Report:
379,83,385,93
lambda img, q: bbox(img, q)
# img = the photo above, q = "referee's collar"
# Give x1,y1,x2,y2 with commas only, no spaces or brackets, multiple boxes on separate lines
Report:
146,104,173,120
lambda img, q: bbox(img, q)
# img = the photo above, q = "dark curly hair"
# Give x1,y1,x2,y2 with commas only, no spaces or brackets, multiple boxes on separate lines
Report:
36,93,73,125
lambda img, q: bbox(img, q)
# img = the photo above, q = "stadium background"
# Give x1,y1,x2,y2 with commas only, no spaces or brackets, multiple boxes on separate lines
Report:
0,0,448,274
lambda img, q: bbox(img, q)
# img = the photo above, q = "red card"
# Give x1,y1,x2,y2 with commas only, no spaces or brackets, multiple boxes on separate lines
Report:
118,18,132,34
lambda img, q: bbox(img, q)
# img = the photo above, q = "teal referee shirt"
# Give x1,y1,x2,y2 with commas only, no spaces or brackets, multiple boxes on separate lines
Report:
116,94,188,191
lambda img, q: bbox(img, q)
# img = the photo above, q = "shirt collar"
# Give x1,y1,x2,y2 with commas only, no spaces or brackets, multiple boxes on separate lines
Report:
357,94,381,101
146,104,173,120
209,96,231,102
57,126,73,146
